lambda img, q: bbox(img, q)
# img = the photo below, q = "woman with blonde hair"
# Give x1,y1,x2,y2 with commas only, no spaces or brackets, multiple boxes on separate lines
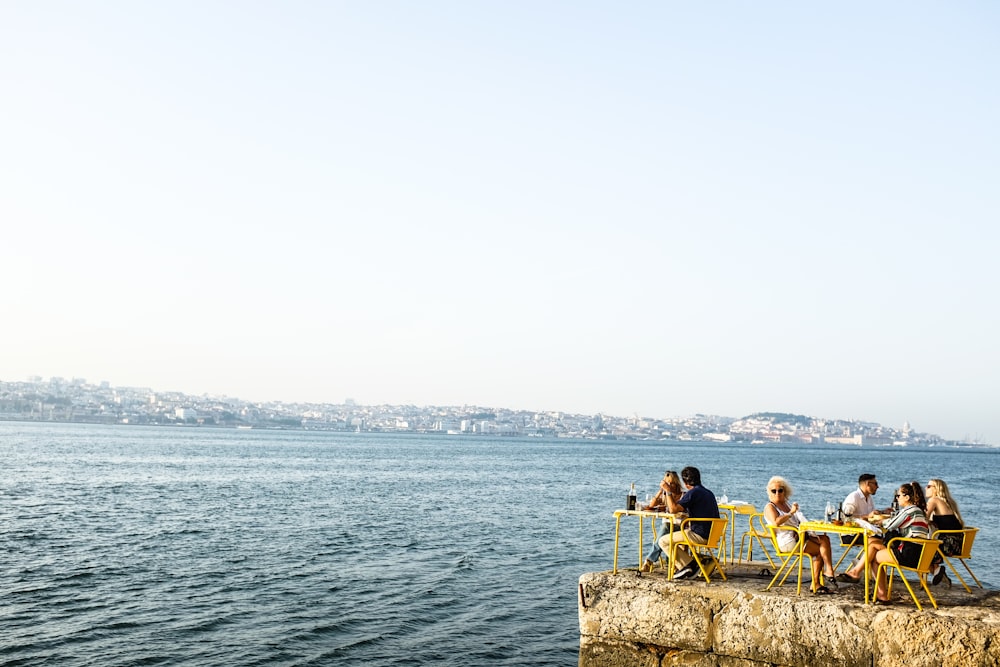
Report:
926,478,963,528
763,475,837,594
643,470,683,513
925,478,964,584
639,470,684,572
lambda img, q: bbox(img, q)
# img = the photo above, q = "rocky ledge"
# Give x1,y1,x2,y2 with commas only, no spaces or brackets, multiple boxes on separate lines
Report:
578,563,1000,667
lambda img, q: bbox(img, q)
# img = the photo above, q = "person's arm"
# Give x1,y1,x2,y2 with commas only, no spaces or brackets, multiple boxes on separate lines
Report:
644,478,673,510
764,502,800,526
665,487,686,514
925,497,943,521
643,486,666,510
763,502,779,526
881,505,911,532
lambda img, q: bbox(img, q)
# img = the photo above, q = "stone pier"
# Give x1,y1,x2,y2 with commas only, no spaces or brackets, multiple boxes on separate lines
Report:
578,563,1000,667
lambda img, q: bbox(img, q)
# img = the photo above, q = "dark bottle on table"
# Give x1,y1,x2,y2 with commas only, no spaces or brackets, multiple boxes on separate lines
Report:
627,483,637,511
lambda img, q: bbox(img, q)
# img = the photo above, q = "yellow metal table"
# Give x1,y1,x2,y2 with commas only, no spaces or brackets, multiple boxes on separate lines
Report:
612,509,679,575
799,519,875,603
718,502,756,564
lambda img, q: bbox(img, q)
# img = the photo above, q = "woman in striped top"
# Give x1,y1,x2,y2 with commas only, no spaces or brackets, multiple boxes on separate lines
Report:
841,481,930,604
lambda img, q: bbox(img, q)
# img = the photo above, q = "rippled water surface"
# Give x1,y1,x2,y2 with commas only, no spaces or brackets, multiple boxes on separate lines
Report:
2,422,997,665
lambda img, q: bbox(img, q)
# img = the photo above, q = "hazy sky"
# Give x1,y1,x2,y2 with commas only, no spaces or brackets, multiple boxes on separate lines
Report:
2,3,998,443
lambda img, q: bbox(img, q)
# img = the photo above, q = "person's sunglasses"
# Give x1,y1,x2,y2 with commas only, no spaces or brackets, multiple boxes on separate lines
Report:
769,488,785,494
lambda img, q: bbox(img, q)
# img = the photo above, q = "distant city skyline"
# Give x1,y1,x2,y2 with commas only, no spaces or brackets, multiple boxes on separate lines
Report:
1,372,989,446
2,4,997,446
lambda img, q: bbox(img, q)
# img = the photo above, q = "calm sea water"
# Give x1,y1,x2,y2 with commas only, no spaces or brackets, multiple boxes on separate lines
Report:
2,422,997,666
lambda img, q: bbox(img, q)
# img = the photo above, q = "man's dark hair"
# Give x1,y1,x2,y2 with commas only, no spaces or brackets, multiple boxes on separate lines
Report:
681,466,702,486
858,473,877,484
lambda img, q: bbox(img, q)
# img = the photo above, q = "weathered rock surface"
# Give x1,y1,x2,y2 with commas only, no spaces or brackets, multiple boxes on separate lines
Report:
578,564,1000,667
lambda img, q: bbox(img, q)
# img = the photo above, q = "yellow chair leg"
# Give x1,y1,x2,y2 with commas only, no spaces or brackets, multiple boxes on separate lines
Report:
898,573,922,610
876,564,933,610
943,556,972,592
760,536,777,567
919,575,938,609
961,560,984,589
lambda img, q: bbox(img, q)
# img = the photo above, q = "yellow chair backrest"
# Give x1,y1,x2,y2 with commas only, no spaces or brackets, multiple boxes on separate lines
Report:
749,512,769,534
930,526,976,558
932,526,983,592
767,523,802,556
960,527,978,559
680,517,728,549
886,537,942,573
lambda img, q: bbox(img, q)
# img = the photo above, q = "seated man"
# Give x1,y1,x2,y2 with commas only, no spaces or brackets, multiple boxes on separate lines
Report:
658,466,720,579
841,473,880,545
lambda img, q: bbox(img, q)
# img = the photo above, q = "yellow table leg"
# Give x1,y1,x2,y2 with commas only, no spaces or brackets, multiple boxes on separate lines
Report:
613,514,622,574
638,512,645,568
863,533,870,603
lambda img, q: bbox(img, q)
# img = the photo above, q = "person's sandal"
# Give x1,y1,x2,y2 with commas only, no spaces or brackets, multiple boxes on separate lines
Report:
813,585,834,595
824,573,839,590
874,597,893,605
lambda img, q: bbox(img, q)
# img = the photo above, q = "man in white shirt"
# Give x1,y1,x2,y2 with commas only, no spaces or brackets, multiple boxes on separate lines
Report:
843,474,879,519
840,473,880,545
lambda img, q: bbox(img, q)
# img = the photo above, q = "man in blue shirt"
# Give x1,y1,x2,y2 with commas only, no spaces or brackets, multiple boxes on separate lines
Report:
657,466,720,579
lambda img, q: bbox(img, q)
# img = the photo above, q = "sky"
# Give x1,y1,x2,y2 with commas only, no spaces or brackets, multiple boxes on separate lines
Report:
2,2,998,444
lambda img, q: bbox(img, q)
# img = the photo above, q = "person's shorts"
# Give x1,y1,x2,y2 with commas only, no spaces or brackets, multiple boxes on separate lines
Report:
894,541,922,568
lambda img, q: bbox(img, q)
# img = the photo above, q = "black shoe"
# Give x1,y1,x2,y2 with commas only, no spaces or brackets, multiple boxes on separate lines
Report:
674,566,695,580
932,565,945,586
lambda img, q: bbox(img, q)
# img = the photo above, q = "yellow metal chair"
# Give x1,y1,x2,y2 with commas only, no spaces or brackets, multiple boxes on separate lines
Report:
738,511,777,568
875,537,942,610
765,524,817,595
670,517,728,583
931,527,982,592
